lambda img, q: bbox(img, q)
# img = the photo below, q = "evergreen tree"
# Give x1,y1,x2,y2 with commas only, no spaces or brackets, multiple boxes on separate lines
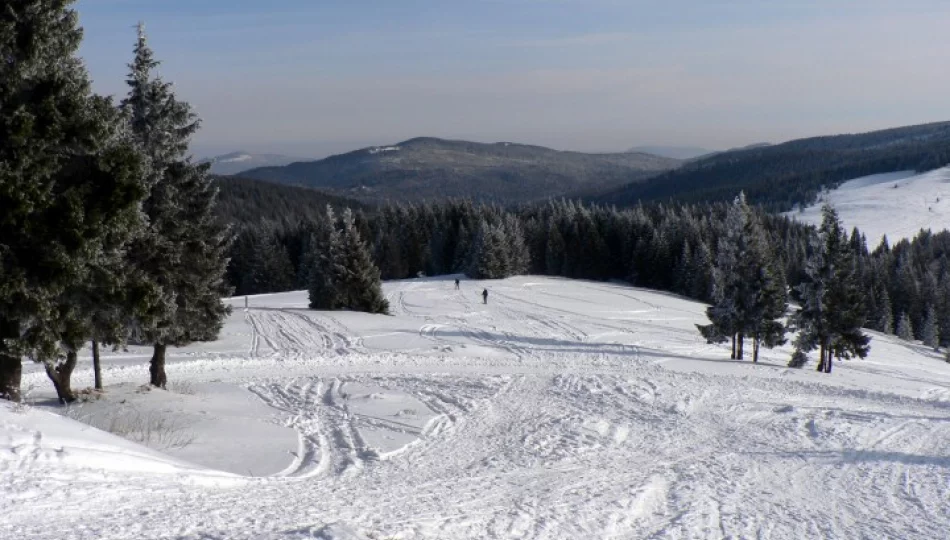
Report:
793,205,870,374
122,26,232,389
877,288,894,334
308,206,343,310
0,1,148,401
921,304,939,350
334,209,390,314
698,193,787,361
308,208,388,314
896,312,914,341
470,220,509,279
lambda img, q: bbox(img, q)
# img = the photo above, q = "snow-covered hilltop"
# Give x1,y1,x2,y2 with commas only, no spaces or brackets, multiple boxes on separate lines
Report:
790,166,950,246
4,276,950,539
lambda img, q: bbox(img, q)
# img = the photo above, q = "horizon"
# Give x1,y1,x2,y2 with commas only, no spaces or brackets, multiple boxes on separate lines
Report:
76,0,950,159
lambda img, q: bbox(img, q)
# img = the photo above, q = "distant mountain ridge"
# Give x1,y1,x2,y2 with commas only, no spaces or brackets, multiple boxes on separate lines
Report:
627,145,712,160
595,122,950,212
201,152,304,175
238,137,680,204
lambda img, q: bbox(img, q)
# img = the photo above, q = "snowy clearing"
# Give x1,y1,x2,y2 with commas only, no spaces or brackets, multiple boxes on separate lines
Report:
790,166,950,245
4,276,950,539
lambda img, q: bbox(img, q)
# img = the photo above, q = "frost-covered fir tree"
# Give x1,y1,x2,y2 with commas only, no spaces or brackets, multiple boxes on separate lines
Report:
122,25,232,388
308,208,388,314
921,304,939,350
335,209,390,314
698,193,787,361
0,1,149,402
896,312,914,342
470,220,510,279
877,288,894,334
792,205,870,373
308,206,343,310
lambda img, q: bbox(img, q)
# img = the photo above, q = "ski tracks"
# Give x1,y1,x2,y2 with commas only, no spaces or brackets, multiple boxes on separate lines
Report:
245,309,364,358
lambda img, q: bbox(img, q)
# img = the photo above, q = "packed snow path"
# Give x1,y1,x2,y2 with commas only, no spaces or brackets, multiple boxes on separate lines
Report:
4,277,950,539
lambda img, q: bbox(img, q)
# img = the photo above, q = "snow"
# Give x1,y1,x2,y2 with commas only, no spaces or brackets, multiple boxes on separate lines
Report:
789,166,950,246
220,153,253,163
4,276,950,539
368,146,400,155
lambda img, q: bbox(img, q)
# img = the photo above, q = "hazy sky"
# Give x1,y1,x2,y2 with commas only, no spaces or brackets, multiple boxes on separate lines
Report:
77,0,950,158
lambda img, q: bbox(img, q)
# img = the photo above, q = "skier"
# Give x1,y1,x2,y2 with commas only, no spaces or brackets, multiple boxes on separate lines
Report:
482,288,488,304
454,278,460,290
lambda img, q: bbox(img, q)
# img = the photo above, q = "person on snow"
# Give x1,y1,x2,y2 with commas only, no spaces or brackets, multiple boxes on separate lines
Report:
482,288,488,304
454,278,460,290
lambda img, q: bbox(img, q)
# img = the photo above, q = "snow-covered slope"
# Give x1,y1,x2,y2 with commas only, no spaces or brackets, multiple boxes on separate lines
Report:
4,276,950,539
790,167,950,246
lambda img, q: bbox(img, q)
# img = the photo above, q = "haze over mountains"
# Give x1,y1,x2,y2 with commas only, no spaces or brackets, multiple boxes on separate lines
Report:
237,137,680,204
219,121,950,212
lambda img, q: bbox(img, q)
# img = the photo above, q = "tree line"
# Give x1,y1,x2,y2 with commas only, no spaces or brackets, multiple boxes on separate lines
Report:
0,5,230,403
229,194,950,368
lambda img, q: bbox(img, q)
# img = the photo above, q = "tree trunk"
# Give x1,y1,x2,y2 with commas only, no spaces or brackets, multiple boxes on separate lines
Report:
731,334,736,359
150,343,167,389
0,346,22,403
92,340,103,391
44,350,78,404
737,332,745,360
817,341,827,372
825,349,833,374
753,334,759,363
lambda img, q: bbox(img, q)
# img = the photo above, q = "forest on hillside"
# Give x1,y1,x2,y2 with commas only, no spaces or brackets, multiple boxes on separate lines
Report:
594,122,950,212
226,195,950,358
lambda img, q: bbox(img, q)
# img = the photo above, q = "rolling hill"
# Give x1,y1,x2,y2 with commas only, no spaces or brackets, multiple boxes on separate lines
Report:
201,152,303,176
596,122,950,212
237,137,680,204
213,176,368,226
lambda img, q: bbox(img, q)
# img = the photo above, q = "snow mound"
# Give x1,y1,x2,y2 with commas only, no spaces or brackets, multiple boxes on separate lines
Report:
0,401,235,481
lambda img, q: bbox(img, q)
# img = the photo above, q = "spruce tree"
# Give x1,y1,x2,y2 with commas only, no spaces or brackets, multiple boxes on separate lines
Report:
0,1,148,401
793,205,870,374
698,193,786,361
335,209,390,314
122,25,232,388
896,312,914,341
921,304,939,350
308,207,343,310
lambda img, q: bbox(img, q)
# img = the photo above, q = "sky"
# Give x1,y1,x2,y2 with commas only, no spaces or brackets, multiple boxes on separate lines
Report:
76,0,950,159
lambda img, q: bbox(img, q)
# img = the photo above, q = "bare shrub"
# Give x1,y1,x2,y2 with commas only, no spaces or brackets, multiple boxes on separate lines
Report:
64,405,196,450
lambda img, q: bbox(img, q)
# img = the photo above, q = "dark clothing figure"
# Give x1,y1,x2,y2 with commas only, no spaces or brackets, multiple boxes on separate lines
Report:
454,279,460,290
482,289,488,304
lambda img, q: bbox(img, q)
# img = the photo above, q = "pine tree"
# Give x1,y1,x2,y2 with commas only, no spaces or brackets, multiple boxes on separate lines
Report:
698,196,744,358
122,25,232,389
470,220,509,279
0,1,148,402
698,193,786,361
896,312,914,341
921,304,939,350
793,205,870,374
308,206,343,310
877,288,894,334
308,208,388,314
335,209,390,313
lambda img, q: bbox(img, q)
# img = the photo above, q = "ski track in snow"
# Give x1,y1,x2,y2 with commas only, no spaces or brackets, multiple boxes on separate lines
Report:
5,277,950,539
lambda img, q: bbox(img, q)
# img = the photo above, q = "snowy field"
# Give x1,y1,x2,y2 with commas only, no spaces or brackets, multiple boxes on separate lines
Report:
4,276,950,539
790,166,950,245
